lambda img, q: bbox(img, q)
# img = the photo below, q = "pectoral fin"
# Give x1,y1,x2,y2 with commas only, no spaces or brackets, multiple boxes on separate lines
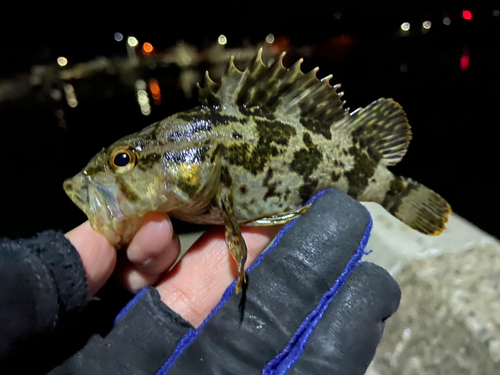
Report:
219,189,247,294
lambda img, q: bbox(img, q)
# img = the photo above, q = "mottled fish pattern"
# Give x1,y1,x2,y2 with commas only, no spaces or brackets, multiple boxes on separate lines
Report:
64,49,451,293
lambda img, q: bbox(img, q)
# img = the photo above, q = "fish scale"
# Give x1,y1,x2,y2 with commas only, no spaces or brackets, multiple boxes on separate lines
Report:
64,48,451,293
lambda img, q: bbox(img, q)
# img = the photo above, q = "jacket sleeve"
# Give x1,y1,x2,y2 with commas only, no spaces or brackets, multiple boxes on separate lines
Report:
0,230,88,366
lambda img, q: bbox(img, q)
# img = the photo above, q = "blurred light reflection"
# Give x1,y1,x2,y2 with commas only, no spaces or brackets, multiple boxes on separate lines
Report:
460,53,470,71
493,9,499,17
149,78,161,105
423,20,431,29
135,80,151,115
63,83,78,108
443,17,451,25
401,22,410,31
265,33,275,43
114,32,123,42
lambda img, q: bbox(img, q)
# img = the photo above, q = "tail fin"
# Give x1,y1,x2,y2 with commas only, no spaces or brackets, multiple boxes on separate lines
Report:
382,176,451,235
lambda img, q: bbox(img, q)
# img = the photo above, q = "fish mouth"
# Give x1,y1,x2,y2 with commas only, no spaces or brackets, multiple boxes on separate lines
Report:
64,176,124,243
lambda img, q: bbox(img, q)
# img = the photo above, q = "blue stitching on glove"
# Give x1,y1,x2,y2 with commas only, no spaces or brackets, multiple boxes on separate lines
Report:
262,211,372,375
155,189,331,374
114,287,148,324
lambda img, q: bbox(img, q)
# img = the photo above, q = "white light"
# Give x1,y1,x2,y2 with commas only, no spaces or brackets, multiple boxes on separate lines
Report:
128,36,138,47
443,17,451,25
423,20,432,29
135,81,151,116
63,84,78,108
218,34,227,45
401,22,410,31
135,80,147,90
114,32,123,42
57,57,68,67
265,33,275,44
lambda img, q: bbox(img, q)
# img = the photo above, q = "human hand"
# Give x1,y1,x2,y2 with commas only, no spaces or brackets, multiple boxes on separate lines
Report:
65,207,282,326
61,189,400,375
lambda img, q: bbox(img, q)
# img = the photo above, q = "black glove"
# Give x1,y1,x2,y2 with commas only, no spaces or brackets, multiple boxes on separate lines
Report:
52,189,401,375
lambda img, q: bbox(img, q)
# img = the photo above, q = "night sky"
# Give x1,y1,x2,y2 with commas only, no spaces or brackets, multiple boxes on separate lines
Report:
1,2,499,239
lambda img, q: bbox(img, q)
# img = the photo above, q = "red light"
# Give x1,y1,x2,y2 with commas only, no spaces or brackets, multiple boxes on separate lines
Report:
460,53,470,71
462,10,473,20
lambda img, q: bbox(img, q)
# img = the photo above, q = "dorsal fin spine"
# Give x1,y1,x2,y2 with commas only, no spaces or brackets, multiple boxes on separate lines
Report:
197,49,349,127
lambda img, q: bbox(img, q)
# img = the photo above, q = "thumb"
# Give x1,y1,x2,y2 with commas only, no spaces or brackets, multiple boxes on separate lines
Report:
65,221,117,296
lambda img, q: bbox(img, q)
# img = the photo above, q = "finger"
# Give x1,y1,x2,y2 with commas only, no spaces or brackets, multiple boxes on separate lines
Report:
65,221,117,296
114,212,181,293
290,262,401,375
126,212,180,274
156,224,283,327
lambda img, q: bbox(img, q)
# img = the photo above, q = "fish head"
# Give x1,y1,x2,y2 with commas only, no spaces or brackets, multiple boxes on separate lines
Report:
63,137,168,246
64,114,223,245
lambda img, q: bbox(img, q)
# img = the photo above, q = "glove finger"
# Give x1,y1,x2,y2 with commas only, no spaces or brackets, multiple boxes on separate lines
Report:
163,189,372,374
289,262,401,375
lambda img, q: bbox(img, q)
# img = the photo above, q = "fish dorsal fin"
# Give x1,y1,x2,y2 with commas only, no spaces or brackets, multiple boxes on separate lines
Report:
197,49,348,138
340,98,412,166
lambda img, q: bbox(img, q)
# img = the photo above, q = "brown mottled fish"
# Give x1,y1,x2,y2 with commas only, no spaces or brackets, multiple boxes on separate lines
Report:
64,49,451,293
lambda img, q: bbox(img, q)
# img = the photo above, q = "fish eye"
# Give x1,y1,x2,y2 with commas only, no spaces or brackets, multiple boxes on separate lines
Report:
110,147,138,172
114,152,130,167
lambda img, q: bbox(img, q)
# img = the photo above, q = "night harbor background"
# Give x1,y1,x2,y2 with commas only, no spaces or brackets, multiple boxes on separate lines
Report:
1,2,499,240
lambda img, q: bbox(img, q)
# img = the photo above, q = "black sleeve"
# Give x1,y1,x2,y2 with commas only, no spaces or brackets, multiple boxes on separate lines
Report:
0,230,88,370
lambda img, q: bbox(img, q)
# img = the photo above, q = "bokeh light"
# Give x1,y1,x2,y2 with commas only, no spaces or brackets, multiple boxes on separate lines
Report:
401,22,410,31
443,17,451,25
128,36,139,47
149,78,161,105
460,53,470,71
114,32,123,42
218,35,227,45
423,20,432,29
57,57,68,67
462,10,473,21
143,42,154,54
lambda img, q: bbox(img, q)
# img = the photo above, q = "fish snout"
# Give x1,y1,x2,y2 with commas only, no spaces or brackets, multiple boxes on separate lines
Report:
63,176,90,212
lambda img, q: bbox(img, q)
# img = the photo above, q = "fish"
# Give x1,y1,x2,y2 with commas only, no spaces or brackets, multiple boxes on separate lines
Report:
64,48,451,293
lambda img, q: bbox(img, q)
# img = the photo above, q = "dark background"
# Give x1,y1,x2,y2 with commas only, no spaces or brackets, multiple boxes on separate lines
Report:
1,2,499,239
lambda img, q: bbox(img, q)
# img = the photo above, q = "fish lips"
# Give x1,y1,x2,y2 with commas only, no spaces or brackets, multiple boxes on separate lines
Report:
64,176,124,241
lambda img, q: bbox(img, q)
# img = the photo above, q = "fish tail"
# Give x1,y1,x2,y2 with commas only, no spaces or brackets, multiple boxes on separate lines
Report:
381,176,452,235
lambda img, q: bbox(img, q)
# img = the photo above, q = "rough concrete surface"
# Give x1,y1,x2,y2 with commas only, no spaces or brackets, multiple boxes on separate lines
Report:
367,244,500,375
362,203,500,375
